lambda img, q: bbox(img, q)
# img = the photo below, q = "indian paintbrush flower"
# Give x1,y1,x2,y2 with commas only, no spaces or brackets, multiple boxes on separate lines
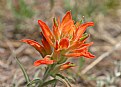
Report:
21,11,95,71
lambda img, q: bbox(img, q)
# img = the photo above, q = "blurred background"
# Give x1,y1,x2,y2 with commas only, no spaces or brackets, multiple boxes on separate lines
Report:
0,0,121,87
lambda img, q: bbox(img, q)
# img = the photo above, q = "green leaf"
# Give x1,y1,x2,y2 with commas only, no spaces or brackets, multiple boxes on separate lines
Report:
56,74,71,87
56,74,65,79
15,57,30,84
80,33,89,41
27,79,41,86
41,79,57,87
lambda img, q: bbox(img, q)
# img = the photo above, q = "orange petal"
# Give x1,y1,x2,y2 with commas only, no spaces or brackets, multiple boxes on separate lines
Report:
61,20,74,37
34,55,54,66
53,25,60,40
38,20,55,46
67,41,83,51
59,38,69,49
61,11,72,26
41,32,52,54
65,45,95,58
72,42,93,52
73,22,94,41
21,39,46,57
82,51,95,58
71,46,88,53
60,62,75,70
65,51,95,58
65,53,83,57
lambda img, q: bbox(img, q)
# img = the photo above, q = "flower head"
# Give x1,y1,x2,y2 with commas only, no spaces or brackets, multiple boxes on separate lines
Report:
21,11,95,68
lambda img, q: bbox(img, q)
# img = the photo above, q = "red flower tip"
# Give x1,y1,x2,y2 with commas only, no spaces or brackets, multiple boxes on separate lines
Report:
74,22,94,41
82,22,94,27
38,20,54,46
34,55,54,66
62,11,72,25
20,39,47,57
59,38,69,49
60,62,75,70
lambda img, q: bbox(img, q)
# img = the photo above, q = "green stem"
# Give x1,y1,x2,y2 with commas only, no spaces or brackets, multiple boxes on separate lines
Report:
40,64,57,87
43,65,51,82
52,80,57,87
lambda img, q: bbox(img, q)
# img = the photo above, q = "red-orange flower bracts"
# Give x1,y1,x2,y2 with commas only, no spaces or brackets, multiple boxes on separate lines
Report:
21,11,95,70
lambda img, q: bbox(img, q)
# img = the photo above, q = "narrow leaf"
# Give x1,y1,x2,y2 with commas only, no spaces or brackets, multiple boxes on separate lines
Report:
27,79,41,86
15,57,30,84
41,79,57,87
56,74,71,87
